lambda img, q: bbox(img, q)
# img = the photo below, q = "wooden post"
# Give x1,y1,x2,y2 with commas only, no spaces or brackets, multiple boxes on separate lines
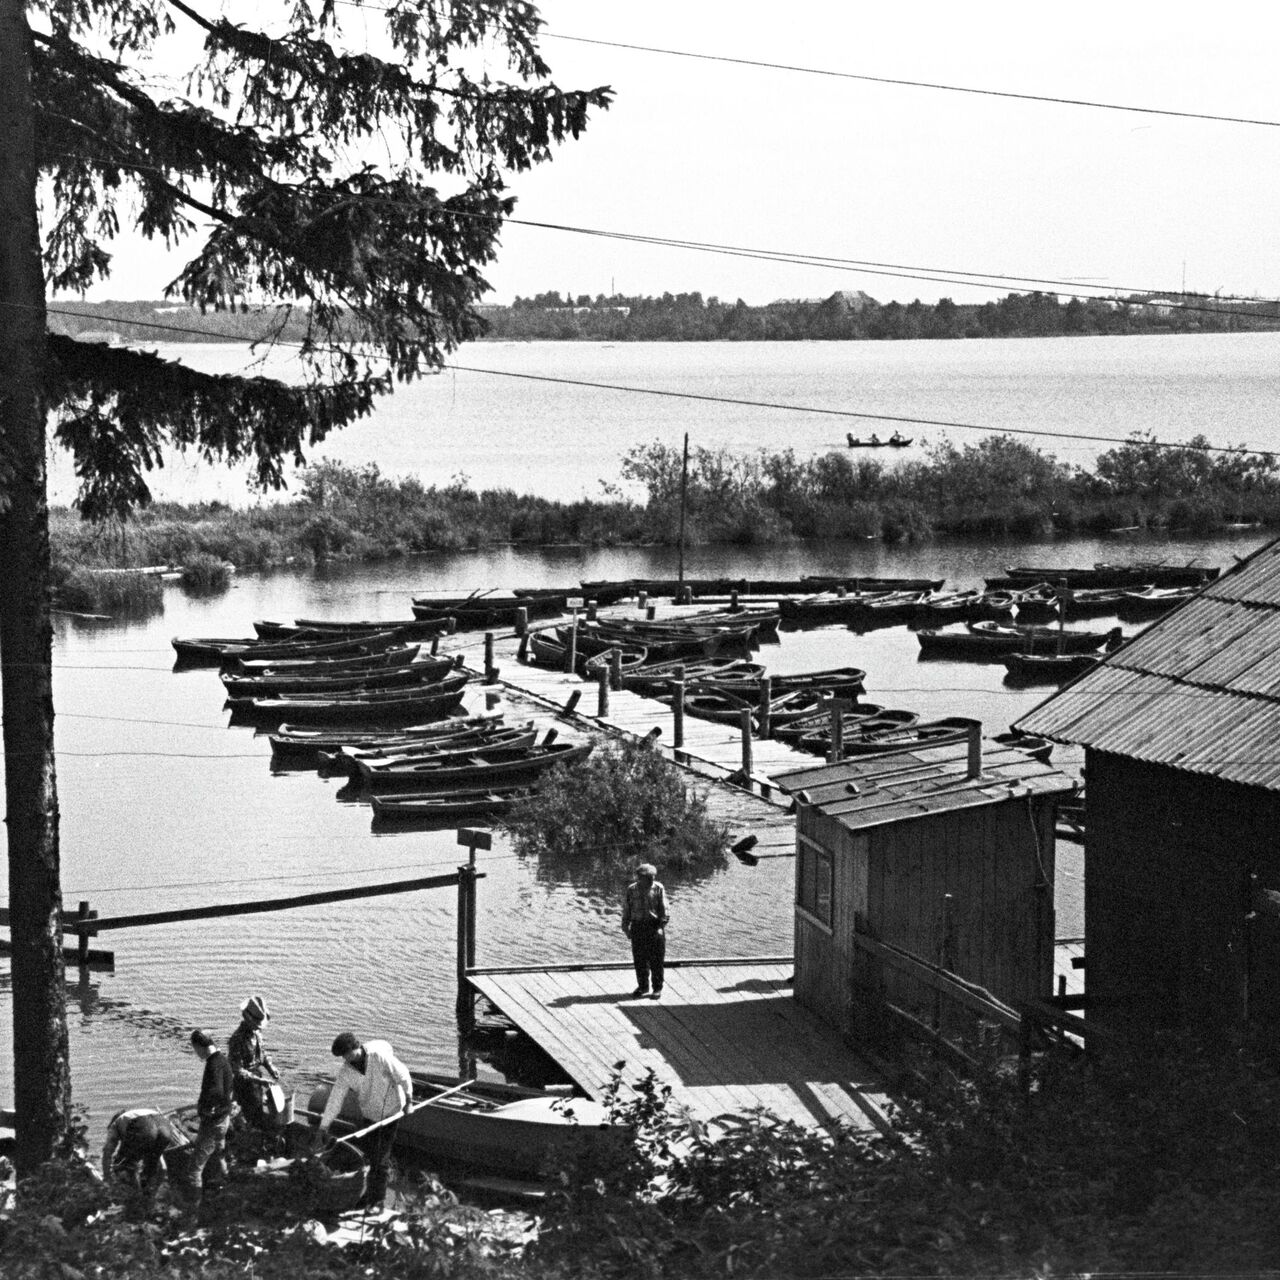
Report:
483,632,495,684
609,647,623,691
586,600,598,622
827,697,851,764
646,603,656,621
739,707,754,782
597,666,610,716
729,588,739,612
567,612,578,674
514,606,529,637
638,590,648,611
75,901,91,968
517,630,530,662
758,676,773,739
677,431,689,589
1058,577,1067,635
455,829,490,1026
430,636,440,656
678,584,692,605
672,680,685,749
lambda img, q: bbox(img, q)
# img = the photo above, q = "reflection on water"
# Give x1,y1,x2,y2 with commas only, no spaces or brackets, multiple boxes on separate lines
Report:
1,530,1267,1141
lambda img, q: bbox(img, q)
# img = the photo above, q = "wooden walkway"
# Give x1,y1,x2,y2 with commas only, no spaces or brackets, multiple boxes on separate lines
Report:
467,958,896,1134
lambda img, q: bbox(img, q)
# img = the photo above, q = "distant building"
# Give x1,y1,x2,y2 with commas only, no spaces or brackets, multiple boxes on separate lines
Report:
1019,538,1280,1036
774,729,1075,1044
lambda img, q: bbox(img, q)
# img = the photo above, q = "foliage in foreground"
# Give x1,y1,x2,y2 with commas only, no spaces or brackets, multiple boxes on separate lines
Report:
7,1037,1280,1278
503,739,728,875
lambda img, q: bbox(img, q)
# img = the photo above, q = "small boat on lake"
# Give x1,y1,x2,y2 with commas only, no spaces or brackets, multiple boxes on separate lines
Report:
918,621,1120,660
173,629,403,666
1116,584,1200,618
619,657,765,695
232,644,422,675
221,656,457,698
847,432,912,448
369,784,537,824
324,725,540,778
358,738,592,790
305,1071,618,1181
268,714,508,766
227,671,470,725
987,562,1218,591
253,617,453,642
1001,652,1105,684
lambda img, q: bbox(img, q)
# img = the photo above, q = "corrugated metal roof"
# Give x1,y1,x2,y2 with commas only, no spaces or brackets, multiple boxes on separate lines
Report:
1018,535,1280,787
773,740,1075,833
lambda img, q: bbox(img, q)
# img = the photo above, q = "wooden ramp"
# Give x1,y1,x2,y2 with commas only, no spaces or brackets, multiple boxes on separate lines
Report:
467,958,895,1135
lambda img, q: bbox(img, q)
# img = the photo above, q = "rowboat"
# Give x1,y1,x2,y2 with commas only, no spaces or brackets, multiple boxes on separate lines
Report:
172,629,402,666
369,785,537,824
268,715,508,765
221,656,457,698
1001,652,1105,684
325,726,540,778
581,645,648,680
227,672,469,725
793,709,921,755
1058,586,1134,617
837,717,973,756
306,1071,618,1181
846,433,912,448
253,617,453,641
358,740,593,790
232,644,422,675
411,592,568,629
1116,584,1200,618
619,658,765,696
992,730,1055,762
777,591,897,627
770,701,889,745
918,622,1120,660
987,563,1219,590
1008,583,1060,623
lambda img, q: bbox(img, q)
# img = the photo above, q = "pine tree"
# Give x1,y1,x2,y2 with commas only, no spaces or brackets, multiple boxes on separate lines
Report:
0,0,609,1172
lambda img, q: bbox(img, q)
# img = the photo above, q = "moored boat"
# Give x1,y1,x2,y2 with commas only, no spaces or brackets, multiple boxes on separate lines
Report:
227,671,470,725
221,656,457,698
358,739,593,790
1001,652,1105,684
306,1071,618,1181
369,785,537,823
1116,584,1200,619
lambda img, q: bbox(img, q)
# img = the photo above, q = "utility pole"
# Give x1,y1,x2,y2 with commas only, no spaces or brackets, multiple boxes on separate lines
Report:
677,432,689,588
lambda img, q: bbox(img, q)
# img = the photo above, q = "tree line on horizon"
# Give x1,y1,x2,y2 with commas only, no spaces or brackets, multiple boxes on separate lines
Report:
48,287,1280,348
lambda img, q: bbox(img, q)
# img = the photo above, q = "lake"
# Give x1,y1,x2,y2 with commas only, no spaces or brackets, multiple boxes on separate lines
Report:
1,528,1271,1143
45,331,1280,506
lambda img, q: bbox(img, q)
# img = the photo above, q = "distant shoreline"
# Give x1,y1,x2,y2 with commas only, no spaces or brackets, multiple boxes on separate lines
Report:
47,289,1280,349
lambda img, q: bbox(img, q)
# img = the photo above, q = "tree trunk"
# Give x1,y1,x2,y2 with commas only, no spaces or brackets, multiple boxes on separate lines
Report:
0,0,72,1173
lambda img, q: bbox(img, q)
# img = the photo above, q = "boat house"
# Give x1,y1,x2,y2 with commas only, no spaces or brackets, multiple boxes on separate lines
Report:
1018,537,1280,1036
773,728,1076,1048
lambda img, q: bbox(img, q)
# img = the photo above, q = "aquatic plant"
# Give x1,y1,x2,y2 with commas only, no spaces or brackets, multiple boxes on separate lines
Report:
504,738,728,874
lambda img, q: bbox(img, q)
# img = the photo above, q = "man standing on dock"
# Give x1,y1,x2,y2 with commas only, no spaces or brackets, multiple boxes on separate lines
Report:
622,862,668,999
317,1032,412,1210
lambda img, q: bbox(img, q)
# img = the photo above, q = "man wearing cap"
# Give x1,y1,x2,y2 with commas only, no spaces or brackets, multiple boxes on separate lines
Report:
317,1033,412,1209
228,995,279,1131
182,1029,234,1211
622,862,668,998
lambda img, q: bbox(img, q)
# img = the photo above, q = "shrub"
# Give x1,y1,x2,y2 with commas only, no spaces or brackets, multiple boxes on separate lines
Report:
504,738,728,874
180,552,233,595
56,568,163,615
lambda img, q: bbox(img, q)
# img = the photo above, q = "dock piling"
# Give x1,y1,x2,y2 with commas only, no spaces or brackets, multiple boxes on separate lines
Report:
672,679,685,748
597,666,610,716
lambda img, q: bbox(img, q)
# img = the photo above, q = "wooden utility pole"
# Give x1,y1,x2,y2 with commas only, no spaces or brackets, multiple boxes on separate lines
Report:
0,0,72,1173
677,432,689,588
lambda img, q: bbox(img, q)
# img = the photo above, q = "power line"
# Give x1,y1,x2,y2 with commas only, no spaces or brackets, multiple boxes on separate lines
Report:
540,31,1280,130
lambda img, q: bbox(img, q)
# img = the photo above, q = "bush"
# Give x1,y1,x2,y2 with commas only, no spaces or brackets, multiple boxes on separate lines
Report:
504,738,728,874
56,568,163,615
180,552,233,595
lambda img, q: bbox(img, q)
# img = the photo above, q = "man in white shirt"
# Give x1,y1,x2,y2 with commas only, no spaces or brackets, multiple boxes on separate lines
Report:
317,1031,412,1208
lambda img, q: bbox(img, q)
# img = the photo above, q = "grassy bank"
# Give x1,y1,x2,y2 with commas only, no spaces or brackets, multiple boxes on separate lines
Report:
49,435,1280,605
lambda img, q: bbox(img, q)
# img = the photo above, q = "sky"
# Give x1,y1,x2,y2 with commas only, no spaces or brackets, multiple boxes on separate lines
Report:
71,0,1280,309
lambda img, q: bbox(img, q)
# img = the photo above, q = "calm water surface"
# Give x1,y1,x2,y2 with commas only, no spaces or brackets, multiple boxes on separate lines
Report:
45,332,1280,505
1,530,1270,1140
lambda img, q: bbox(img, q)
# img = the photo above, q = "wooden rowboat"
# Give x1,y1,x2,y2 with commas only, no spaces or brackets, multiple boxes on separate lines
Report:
221,656,457,698
369,785,537,823
269,715,508,765
227,672,469,725
359,740,593,790
306,1071,618,1181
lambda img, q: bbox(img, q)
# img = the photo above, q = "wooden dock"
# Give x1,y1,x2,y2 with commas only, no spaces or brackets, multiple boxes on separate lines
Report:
468,958,896,1134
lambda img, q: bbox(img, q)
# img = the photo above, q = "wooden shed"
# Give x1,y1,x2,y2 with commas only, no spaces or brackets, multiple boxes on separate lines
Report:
774,729,1076,1042
1019,537,1280,1036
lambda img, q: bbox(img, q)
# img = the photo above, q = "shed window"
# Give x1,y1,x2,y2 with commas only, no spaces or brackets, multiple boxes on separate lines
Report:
797,837,833,926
